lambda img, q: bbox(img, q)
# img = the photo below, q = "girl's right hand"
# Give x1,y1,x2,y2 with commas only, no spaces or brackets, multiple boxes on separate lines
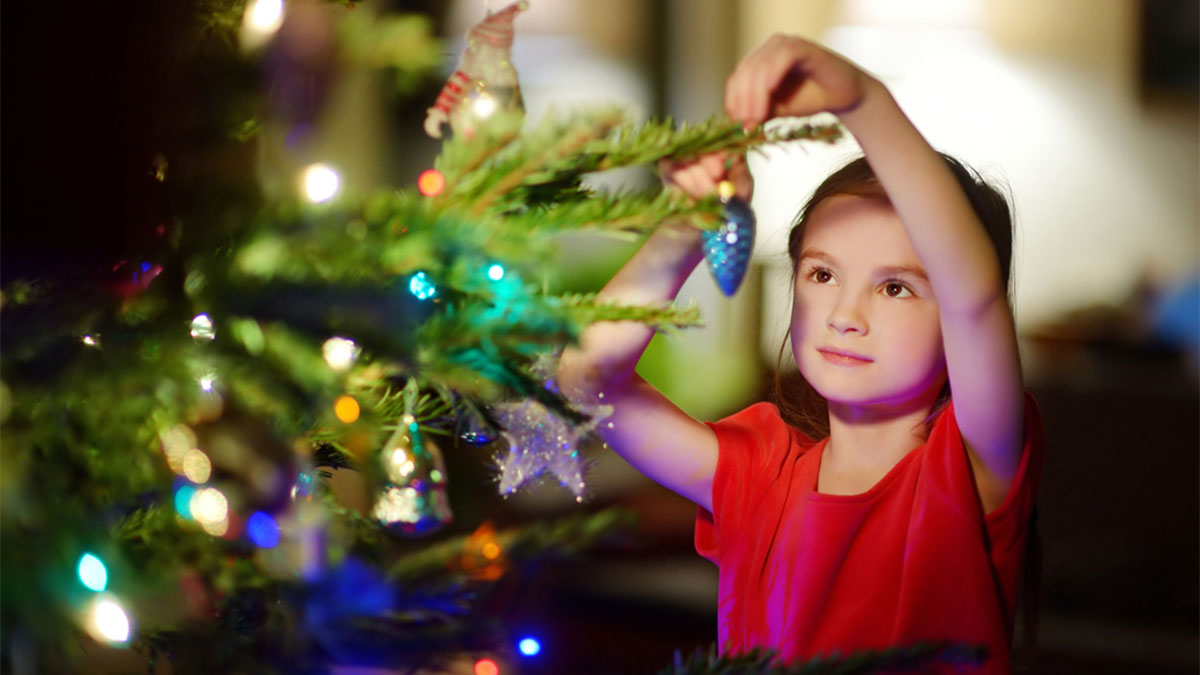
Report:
659,151,754,203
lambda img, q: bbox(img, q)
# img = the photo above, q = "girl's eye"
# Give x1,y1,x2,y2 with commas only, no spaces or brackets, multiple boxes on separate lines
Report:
810,269,834,284
882,282,913,298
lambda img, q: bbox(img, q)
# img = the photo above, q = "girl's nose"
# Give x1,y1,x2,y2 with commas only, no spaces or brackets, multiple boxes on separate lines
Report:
827,293,868,335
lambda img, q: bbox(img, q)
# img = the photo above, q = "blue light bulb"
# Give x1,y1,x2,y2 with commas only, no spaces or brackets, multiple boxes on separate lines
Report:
518,637,541,657
78,553,108,592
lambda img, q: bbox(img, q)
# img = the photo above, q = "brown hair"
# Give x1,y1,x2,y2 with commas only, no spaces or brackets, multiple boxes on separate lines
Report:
770,153,1014,437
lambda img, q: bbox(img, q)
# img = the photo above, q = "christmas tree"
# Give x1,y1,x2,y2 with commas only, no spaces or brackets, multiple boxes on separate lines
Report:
2,2,978,673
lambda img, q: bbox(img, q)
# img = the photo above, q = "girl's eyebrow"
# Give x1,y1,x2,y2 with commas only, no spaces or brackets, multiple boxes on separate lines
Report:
800,249,928,281
876,264,929,281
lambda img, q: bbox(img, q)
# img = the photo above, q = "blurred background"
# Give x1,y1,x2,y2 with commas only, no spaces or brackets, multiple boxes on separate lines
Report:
3,0,1196,672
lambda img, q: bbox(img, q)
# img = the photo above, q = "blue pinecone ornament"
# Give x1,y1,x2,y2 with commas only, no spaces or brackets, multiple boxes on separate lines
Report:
703,190,755,297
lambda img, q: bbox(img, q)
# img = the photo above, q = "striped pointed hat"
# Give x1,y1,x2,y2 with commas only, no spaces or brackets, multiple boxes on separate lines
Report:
425,1,529,138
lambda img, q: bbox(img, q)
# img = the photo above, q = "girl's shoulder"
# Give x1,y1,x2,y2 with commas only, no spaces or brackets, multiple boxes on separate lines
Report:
707,401,819,458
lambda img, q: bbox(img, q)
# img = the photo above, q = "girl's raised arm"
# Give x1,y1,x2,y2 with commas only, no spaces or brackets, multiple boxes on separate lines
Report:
727,35,1024,512
556,155,749,512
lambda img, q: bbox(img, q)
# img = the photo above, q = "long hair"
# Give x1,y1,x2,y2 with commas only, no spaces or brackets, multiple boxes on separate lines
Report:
769,153,1040,660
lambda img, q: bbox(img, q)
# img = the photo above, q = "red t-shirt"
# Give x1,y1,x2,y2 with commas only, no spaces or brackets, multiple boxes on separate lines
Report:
695,394,1044,673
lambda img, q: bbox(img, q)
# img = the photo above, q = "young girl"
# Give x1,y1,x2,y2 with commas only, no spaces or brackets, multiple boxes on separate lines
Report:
557,35,1044,672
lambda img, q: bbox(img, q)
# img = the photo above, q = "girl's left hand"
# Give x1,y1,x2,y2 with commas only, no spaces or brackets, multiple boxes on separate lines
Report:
724,34,876,128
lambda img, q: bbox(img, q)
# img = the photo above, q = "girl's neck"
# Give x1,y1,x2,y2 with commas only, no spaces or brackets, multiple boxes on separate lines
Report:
823,392,940,470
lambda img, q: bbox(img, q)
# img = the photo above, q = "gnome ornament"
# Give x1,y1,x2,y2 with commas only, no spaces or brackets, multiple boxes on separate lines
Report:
424,1,529,139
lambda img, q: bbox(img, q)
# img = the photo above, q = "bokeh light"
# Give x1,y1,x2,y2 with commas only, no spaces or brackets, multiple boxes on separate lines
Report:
322,337,359,371
78,553,108,592
482,541,501,560
473,658,500,675
417,169,446,197
302,164,340,203
189,313,216,340
334,395,360,423
81,334,100,348
199,374,216,393
518,637,541,657
408,271,437,300
487,264,505,281
160,425,197,474
87,596,131,644
182,449,212,484
190,487,229,536
174,485,197,519
245,0,283,33
247,511,280,548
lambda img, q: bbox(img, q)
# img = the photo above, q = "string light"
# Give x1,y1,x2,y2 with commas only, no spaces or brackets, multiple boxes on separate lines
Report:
77,553,108,592
189,313,216,341
322,337,359,371
81,334,100,348
518,637,541,657
190,487,229,536
408,271,437,300
198,374,216,393
473,658,500,675
87,596,132,645
174,485,197,519
182,449,212,484
334,395,360,423
487,264,505,281
242,0,284,51
302,164,340,203
247,511,280,548
417,169,446,197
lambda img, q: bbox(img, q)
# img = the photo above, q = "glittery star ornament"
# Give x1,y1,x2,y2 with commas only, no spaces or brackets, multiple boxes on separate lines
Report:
702,180,756,296
424,1,528,139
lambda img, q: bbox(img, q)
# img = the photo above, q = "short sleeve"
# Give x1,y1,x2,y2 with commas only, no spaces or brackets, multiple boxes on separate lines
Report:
694,402,806,564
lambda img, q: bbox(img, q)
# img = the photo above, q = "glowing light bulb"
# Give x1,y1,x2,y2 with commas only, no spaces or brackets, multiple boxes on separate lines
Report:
199,374,215,393
247,0,284,32
487,264,505,281
334,395,360,423
408,271,437,300
88,596,131,644
82,334,100,348
417,169,446,197
482,542,501,560
182,449,212,484
174,485,197,519
78,553,108,592
190,487,229,536
189,313,215,340
247,511,280,548
302,164,340,203
473,658,500,675
241,0,284,51
322,337,359,371
518,637,541,657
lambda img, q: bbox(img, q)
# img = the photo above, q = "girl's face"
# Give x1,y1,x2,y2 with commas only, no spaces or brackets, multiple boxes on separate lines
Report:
791,195,947,411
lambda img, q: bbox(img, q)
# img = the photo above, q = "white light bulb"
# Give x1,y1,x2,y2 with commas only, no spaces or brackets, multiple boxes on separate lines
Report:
302,164,340,203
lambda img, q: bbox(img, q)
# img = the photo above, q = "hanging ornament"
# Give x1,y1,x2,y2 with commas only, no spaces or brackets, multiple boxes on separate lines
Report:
456,405,497,446
489,357,612,500
369,415,453,536
424,1,529,139
702,180,756,297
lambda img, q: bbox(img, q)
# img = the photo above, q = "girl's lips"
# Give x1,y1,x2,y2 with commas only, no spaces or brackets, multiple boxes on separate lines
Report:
818,348,873,366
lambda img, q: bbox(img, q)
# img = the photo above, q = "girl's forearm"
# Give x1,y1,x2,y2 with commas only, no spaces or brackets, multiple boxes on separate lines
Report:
839,79,1008,315
558,222,704,400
